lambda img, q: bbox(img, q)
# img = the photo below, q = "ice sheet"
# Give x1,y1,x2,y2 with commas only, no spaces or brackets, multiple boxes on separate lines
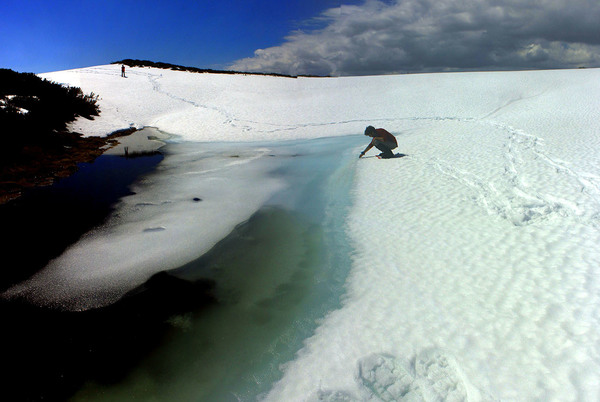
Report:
4,142,287,310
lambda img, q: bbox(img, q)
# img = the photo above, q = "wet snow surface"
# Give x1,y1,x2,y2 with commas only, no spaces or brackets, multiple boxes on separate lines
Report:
5,65,600,400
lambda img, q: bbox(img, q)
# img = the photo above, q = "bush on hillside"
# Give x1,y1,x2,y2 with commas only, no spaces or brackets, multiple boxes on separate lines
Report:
0,69,100,163
113,59,326,78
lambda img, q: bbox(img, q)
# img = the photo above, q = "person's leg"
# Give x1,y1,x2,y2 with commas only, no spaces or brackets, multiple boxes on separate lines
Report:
374,140,394,158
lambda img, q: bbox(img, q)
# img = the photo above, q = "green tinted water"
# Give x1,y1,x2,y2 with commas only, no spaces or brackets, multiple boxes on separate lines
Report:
73,136,362,401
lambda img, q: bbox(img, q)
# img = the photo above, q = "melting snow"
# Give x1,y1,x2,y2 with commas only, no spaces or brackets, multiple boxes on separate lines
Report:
5,65,600,399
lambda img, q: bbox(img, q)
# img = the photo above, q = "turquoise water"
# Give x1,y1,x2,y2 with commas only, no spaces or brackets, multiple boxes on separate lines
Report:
73,135,363,401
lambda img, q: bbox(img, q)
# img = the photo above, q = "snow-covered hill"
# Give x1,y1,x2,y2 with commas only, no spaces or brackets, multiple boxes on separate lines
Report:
11,65,600,400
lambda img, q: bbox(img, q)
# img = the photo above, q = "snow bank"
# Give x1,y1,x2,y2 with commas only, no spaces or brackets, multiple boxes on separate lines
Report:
24,65,600,398
265,69,600,401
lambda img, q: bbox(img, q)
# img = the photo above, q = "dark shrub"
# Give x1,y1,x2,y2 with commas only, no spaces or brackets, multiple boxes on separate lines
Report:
0,69,100,162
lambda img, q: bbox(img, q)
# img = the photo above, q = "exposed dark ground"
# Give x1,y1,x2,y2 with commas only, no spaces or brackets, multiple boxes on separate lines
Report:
0,128,136,205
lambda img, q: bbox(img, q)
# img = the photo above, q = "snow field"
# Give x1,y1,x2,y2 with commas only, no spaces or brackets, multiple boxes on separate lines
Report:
267,106,600,399
27,65,600,399
42,65,593,143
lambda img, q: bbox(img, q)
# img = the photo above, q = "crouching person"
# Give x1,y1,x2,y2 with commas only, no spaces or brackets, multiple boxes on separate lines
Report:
359,126,397,159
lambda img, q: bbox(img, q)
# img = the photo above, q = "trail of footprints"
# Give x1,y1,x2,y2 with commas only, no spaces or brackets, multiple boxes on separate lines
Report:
123,68,600,227
434,121,600,227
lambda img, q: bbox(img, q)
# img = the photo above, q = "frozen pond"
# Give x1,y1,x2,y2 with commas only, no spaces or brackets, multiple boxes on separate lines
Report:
0,149,163,290
4,134,365,400
72,135,363,401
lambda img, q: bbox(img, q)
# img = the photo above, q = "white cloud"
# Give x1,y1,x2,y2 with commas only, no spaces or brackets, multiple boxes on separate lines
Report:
230,0,600,76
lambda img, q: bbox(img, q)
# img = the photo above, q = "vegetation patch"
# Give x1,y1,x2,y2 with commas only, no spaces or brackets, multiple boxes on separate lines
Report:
0,69,113,204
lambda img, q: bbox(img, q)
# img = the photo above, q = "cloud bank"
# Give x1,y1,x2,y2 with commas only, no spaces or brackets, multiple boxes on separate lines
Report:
229,0,600,76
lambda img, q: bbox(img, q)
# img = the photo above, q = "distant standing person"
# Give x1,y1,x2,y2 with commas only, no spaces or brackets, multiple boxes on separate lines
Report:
359,125,398,159
121,65,126,78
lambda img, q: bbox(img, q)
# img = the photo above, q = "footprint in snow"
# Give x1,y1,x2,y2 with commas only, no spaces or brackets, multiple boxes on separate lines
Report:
311,349,482,401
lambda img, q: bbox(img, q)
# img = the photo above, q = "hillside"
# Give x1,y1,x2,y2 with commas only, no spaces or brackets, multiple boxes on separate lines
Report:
5,64,600,400
113,59,313,78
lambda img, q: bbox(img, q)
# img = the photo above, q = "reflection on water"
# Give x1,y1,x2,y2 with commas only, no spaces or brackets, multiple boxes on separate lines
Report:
73,135,362,401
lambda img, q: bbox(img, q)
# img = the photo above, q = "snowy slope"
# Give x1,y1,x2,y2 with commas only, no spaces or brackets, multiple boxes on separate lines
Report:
18,65,600,399
41,65,594,143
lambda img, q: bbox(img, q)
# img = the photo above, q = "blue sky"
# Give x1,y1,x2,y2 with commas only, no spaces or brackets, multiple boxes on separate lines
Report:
1,0,599,76
0,0,357,74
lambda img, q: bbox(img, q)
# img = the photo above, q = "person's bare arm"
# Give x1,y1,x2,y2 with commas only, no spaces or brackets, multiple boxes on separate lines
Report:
359,138,377,157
